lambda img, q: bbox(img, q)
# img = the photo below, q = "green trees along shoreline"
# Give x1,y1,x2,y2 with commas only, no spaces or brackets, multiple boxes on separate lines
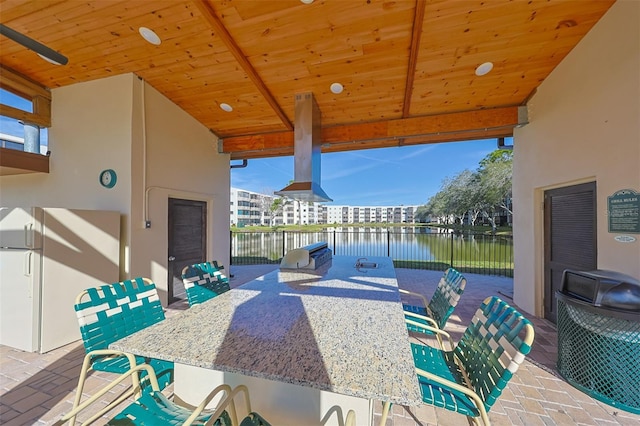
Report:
415,149,513,233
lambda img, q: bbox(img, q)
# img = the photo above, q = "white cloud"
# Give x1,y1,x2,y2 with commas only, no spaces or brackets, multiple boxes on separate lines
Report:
397,145,437,160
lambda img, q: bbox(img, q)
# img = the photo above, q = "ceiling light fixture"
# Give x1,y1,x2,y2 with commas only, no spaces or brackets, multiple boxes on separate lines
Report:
300,0,315,4
220,103,233,112
330,82,344,94
0,23,68,65
139,27,161,45
557,19,577,28
475,62,494,76
37,53,64,66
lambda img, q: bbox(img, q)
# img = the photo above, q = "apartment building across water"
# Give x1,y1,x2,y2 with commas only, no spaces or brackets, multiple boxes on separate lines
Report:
230,187,418,226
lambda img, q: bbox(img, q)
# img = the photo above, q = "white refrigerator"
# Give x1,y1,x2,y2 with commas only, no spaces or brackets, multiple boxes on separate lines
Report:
0,207,120,353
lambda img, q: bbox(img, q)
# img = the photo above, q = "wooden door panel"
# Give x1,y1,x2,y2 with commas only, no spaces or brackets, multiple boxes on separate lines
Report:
168,198,207,303
544,182,597,323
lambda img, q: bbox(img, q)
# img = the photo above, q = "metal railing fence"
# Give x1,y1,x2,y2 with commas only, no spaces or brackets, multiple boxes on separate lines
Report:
231,228,513,277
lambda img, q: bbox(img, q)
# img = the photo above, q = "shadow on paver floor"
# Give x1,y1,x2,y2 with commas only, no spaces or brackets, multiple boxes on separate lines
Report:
1,267,639,425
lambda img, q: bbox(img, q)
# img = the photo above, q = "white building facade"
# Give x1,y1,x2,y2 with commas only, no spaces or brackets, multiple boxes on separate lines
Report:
323,205,418,224
231,187,418,226
230,187,272,226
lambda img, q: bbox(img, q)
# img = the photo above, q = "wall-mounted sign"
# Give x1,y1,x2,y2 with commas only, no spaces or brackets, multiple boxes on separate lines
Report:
608,189,639,234
614,235,637,243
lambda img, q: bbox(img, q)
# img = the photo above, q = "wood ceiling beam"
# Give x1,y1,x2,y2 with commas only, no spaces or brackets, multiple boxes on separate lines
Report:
222,106,524,160
403,0,425,118
192,0,293,131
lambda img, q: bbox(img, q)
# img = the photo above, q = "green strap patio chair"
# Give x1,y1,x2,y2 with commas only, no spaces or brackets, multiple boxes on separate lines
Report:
57,364,271,426
182,261,231,307
71,277,174,425
397,296,535,426
401,267,467,333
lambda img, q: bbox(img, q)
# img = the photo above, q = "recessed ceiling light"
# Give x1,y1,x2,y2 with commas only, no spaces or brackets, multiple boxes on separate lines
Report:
475,62,493,76
300,0,314,4
330,82,344,94
220,103,233,112
557,19,577,28
139,27,161,45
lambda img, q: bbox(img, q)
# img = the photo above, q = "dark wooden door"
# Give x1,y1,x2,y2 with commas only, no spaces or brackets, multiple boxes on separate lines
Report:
544,182,597,323
168,198,207,303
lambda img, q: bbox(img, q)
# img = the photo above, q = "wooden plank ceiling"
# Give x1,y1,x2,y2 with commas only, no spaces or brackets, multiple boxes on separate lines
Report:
0,0,615,159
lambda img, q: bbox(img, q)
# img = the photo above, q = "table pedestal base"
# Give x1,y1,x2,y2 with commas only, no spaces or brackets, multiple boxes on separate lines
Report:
175,363,373,425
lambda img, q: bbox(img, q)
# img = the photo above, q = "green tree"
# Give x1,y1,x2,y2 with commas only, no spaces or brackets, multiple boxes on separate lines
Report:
442,169,479,225
414,204,430,222
269,197,288,226
477,149,513,232
479,149,513,167
424,190,449,224
418,148,512,230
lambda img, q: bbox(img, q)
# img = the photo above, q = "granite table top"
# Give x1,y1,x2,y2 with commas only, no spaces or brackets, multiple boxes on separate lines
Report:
111,256,422,406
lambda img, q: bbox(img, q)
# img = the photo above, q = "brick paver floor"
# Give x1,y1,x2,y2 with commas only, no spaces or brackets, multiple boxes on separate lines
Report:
1,265,638,425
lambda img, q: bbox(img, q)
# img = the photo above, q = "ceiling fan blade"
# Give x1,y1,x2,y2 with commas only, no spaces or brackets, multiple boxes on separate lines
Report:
0,23,68,65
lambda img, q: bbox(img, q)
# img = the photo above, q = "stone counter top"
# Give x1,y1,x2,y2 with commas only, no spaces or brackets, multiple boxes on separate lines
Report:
111,256,422,406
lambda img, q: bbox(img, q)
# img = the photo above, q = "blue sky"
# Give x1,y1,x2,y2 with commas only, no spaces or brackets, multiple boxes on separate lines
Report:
232,138,508,206
0,89,49,145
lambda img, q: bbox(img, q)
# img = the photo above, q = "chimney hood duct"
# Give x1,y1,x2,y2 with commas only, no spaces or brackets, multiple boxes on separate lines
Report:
275,93,332,203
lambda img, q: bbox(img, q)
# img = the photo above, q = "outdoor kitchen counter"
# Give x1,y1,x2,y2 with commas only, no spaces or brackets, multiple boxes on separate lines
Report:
111,256,422,424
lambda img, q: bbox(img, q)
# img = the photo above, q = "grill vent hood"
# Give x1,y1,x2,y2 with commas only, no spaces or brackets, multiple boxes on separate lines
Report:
275,93,332,203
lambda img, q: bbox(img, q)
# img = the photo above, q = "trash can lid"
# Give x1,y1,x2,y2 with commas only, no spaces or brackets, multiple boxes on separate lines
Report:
601,282,640,312
561,269,640,312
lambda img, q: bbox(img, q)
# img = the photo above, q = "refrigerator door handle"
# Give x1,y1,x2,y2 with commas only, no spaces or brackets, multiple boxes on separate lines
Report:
24,223,33,248
24,251,32,277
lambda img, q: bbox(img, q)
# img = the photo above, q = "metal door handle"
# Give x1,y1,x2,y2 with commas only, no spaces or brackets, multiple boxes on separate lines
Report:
24,223,33,248
168,256,176,261
24,251,32,277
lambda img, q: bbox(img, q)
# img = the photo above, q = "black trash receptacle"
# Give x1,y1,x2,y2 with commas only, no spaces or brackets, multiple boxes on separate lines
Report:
556,269,640,415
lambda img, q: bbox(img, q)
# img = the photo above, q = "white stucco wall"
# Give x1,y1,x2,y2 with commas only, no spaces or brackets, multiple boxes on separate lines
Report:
129,79,230,302
0,74,135,282
512,0,640,316
1,73,230,305
0,74,133,212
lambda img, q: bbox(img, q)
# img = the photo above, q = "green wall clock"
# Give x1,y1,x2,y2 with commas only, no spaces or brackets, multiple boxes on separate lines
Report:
99,169,117,188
